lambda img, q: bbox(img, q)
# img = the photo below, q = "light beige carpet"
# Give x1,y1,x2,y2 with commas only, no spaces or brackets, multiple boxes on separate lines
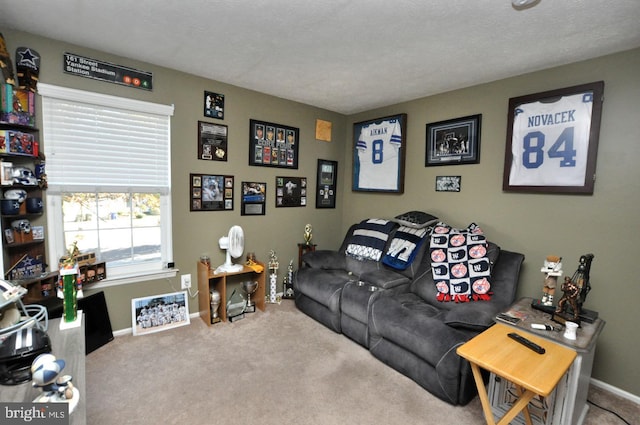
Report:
86,301,637,425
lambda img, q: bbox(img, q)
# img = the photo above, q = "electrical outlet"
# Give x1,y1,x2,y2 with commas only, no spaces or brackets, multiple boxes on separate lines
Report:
181,274,192,289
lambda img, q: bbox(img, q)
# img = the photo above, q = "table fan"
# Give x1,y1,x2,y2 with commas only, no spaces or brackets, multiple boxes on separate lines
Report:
214,225,245,274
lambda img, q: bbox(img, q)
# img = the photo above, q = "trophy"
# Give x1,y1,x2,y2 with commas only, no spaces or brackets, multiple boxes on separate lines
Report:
210,289,221,324
242,280,258,313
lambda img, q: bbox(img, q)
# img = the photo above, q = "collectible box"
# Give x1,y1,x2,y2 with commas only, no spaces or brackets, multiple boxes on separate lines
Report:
0,84,36,126
0,129,36,155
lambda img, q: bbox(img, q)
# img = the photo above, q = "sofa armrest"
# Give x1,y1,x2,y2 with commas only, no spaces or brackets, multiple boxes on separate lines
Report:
301,250,347,270
360,269,410,290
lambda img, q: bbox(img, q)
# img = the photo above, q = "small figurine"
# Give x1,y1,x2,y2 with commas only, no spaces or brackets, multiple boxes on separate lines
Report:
31,353,80,413
555,276,581,321
304,224,313,245
540,255,563,306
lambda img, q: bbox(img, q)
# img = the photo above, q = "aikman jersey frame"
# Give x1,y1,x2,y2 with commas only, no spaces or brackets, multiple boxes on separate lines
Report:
352,113,407,193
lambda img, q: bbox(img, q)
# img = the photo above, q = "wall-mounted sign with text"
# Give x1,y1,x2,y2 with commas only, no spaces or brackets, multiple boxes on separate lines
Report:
63,52,153,90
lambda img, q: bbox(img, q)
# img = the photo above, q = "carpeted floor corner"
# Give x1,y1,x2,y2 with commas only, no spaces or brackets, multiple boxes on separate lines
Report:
85,301,637,425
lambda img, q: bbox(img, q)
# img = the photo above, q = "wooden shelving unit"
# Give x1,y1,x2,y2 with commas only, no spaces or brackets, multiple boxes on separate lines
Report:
197,260,265,325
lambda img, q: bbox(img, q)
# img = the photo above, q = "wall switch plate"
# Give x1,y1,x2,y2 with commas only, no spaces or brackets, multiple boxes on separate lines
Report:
181,274,192,289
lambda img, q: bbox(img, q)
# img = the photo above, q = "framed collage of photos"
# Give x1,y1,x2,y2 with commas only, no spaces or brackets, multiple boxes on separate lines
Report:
276,176,306,207
316,159,337,208
502,81,604,194
241,181,267,216
249,119,299,169
198,121,228,161
425,114,481,166
190,173,234,211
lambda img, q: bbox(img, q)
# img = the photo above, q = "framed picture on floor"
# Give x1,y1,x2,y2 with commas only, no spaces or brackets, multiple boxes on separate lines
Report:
131,291,190,336
503,81,604,194
352,113,407,193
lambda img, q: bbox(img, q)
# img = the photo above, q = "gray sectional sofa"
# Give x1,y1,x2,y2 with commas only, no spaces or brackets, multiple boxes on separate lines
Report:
293,214,525,405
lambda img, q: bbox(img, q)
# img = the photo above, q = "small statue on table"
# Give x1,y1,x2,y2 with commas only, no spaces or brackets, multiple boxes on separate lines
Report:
554,253,595,324
540,255,563,306
555,276,581,322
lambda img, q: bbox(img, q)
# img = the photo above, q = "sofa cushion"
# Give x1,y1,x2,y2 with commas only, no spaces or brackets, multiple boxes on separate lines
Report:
391,210,439,229
429,222,492,302
382,225,431,271
345,218,397,262
301,250,347,270
294,268,352,311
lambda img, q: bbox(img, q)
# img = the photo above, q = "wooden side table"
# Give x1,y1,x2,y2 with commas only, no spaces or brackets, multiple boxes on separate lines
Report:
457,323,576,425
491,297,605,425
297,243,316,268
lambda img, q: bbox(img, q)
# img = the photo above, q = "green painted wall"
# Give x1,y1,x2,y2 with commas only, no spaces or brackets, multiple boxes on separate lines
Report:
3,28,638,397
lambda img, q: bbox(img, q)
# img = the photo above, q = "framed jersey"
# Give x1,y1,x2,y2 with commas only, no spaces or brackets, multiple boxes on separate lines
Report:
503,81,604,194
352,113,407,193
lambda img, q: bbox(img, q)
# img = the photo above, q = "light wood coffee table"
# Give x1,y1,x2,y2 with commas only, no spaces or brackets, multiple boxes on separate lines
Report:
457,323,576,425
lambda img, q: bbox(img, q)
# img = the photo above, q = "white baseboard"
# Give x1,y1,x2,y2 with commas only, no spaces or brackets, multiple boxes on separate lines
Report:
112,312,201,337
590,378,640,405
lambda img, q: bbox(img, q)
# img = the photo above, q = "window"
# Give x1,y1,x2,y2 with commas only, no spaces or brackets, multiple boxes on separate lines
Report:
39,83,174,283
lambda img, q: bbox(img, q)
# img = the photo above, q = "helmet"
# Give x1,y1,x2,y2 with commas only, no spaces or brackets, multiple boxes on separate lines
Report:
3,189,27,203
11,219,31,234
11,167,38,186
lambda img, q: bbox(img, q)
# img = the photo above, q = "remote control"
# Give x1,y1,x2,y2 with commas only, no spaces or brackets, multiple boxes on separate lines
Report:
508,332,546,354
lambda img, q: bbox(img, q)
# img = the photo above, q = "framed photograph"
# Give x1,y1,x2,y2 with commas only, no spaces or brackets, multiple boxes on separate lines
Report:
198,121,228,161
204,91,224,119
503,81,604,194
1,161,13,186
249,119,299,169
190,173,234,211
353,114,407,193
31,225,45,240
241,181,266,216
4,228,14,244
425,114,481,166
316,159,337,208
435,176,461,192
131,291,190,336
276,176,306,207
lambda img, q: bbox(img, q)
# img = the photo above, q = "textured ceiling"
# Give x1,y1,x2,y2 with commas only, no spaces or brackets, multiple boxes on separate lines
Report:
1,0,639,114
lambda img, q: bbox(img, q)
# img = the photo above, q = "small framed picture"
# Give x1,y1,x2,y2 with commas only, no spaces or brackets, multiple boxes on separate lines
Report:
241,181,266,216
32,225,45,240
1,161,13,186
204,91,224,119
316,159,337,208
435,176,461,192
4,228,14,244
198,121,228,161
426,114,481,166
276,176,306,207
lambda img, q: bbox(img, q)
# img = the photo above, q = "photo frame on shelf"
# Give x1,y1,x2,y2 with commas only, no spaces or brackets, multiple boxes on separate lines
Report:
198,121,228,161
131,291,190,336
275,176,306,207
316,159,337,208
204,91,224,120
435,176,461,192
425,114,481,166
249,119,299,169
190,173,234,211
31,225,45,240
502,81,604,194
352,113,407,193
241,181,267,216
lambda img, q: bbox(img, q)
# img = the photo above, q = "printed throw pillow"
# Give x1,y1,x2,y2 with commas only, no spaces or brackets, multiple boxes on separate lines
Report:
382,225,430,270
345,219,397,262
429,222,492,302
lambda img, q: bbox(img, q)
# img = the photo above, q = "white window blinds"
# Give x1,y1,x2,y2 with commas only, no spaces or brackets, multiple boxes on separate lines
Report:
38,83,174,194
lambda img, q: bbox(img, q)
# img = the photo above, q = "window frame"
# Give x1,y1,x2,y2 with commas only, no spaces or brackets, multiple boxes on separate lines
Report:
39,83,175,285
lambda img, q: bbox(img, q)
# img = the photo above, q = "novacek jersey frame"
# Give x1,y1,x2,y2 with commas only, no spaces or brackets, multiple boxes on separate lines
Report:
352,113,407,193
502,81,604,194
